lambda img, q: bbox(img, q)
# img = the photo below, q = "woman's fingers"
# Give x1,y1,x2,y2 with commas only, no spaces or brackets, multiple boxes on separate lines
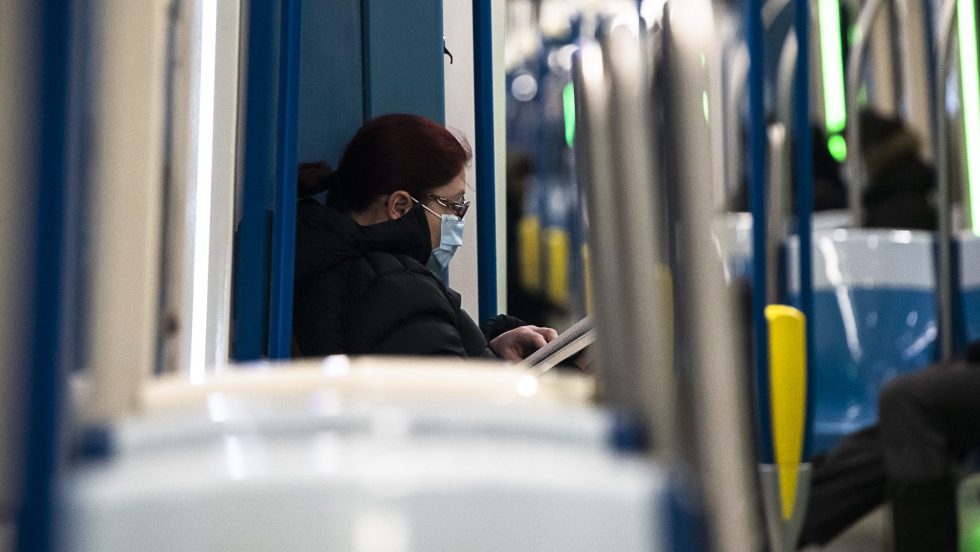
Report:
530,326,558,343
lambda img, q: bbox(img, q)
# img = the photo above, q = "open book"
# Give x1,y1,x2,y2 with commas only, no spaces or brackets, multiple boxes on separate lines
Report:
517,316,595,375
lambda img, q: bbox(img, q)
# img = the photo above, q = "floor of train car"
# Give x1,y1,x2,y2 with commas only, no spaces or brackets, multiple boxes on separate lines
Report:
804,506,891,551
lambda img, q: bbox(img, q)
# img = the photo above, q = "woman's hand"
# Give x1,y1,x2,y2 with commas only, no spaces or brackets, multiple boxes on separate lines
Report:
488,325,558,362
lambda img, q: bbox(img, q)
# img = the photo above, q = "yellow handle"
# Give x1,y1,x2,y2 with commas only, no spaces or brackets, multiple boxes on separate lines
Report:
518,216,541,292
766,304,807,520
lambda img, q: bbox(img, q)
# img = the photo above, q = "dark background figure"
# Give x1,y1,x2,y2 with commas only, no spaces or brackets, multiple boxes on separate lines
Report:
859,109,937,230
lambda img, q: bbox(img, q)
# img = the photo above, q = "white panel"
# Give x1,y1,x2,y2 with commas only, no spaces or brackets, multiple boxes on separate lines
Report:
443,0,481,317
0,0,38,537
64,362,665,552
492,0,508,315
786,229,936,292
204,0,242,371
83,0,171,420
161,0,233,381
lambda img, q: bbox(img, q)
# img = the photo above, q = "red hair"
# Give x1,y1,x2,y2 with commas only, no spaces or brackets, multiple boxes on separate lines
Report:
308,114,470,213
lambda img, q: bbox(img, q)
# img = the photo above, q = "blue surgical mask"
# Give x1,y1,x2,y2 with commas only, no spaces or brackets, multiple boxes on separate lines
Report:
427,213,464,273
414,200,464,273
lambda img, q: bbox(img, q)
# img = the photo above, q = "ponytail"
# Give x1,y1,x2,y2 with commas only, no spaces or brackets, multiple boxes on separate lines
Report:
297,161,333,198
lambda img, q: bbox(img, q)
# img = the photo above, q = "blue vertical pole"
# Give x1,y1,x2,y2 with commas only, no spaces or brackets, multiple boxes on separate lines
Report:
233,0,278,361
473,0,498,322
794,0,815,459
18,1,72,551
747,0,773,464
268,0,301,358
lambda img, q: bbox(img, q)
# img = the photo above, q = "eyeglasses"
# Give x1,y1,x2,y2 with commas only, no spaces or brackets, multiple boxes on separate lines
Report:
421,193,470,219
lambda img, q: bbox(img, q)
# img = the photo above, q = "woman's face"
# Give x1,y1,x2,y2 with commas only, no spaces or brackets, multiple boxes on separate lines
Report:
419,171,467,249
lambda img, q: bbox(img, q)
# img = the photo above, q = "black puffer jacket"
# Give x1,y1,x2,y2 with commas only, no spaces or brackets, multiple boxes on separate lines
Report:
293,199,519,358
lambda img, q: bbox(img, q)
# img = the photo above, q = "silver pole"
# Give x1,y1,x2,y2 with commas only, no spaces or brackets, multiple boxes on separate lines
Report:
935,0,957,362
896,0,936,160
726,46,749,208
574,10,678,463
845,0,885,227
767,124,791,304
664,2,762,550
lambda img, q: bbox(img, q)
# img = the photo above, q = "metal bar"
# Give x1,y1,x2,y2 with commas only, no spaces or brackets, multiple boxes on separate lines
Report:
845,0,885,226
936,0,957,362
268,0,301,358
747,0,773,464
895,0,936,161
232,0,278,361
725,46,749,207
767,124,789,304
473,0,497,323
603,13,676,461
18,1,72,550
794,0,816,459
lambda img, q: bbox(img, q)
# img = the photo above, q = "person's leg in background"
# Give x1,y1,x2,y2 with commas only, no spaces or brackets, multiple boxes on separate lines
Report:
798,426,887,548
878,363,980,552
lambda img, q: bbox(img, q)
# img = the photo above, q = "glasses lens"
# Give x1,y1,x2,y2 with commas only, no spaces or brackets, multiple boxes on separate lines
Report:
425,194,468,219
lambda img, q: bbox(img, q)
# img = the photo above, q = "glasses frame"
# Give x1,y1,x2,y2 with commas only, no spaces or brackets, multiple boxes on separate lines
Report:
422,193,470,219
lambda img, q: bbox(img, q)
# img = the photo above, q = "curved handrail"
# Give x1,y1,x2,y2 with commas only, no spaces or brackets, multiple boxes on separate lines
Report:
724,0,794,207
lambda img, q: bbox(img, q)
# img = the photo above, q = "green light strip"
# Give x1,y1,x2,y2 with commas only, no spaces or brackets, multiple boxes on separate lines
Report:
958,0,980,233
819,0,847,136
563,82,575,149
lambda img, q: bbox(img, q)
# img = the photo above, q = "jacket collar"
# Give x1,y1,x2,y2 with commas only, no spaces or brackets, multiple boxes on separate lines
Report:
296,199,433,277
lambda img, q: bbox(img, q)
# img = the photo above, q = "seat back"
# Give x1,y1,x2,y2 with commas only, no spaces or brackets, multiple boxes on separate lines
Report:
787,229,938,453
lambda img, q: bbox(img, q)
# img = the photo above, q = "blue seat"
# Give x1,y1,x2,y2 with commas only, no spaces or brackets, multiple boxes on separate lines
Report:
788,230,939,454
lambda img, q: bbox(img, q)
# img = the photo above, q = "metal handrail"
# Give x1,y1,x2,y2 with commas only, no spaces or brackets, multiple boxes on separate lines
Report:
935,0,958,361
844,0,885,226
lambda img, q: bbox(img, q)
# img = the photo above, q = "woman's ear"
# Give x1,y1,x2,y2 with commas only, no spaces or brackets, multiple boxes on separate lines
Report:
387,190,413,220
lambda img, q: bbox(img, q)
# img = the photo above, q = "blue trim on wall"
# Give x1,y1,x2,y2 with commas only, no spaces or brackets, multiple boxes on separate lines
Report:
232,0,279,361
18,2,72,551
747,0,774,464
473,0,498,323
268,0,302,358
794,0,816,460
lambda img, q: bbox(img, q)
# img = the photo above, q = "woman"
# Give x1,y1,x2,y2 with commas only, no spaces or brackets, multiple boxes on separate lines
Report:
293,114,556,360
